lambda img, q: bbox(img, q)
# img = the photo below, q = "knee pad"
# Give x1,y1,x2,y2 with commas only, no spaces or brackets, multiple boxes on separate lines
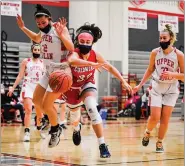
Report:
84,96,102,125
70,108,81,125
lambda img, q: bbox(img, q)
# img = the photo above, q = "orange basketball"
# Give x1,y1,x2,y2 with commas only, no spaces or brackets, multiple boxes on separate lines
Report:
49,70,72,93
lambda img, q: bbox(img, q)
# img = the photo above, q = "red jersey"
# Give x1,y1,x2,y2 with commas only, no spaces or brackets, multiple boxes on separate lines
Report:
71,49,97,87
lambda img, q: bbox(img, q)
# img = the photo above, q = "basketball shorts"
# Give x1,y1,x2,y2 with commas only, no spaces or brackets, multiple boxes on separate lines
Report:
21,82,37,100
64,82,97,109
39,61,71,92
150,80,180,107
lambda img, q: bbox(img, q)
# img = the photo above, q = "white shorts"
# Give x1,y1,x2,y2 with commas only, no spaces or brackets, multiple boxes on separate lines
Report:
39,62,71,92
54,99,66,104
21,82,37,99
150,80,179,107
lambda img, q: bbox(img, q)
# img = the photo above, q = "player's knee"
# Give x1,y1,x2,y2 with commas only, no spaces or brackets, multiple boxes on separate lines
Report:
24,104,32,115
84,96,102,125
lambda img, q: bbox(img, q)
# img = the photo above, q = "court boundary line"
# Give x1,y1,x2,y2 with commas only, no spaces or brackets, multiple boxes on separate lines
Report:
1,153,184,166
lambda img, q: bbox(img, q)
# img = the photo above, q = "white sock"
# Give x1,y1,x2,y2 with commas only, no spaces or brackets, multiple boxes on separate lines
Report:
59,121,65,125
74,124,80,131
157,139,163,143
145,128,151,134
98,137,105,145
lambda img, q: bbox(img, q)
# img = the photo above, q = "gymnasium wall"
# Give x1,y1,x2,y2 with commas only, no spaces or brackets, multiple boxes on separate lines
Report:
1,1,69,42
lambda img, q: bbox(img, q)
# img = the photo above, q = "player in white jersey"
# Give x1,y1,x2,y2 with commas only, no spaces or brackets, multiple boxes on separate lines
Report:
16,4,104,147
133,24,184,153
8,44,45,142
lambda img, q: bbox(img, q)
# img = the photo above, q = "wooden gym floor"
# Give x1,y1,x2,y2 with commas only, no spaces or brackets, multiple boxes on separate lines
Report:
1,117,184,166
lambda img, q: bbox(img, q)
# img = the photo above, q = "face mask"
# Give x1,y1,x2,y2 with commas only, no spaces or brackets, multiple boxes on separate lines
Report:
78,44,92,55
159,40,171,50
33,53,40,58
39,23,51,34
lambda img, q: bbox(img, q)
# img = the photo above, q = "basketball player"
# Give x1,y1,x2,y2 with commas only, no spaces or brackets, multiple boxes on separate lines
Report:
16,5,105,146
62,23,132,158
133,24,184,152
7,44,44,142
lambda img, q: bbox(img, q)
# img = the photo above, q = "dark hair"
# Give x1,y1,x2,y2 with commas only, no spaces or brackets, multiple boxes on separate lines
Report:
74,23,102,47
34,4,51,19
31,43,40,52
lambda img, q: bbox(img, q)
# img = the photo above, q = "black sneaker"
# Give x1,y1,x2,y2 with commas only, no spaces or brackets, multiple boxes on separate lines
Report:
99,144,111,158
142,132,150,146
156,141,164,153
41,117,50,131
72,123,81,146
60,124,67,130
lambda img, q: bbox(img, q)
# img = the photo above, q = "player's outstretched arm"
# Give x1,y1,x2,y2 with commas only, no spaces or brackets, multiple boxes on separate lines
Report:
16,14,41,43
95,51,132,94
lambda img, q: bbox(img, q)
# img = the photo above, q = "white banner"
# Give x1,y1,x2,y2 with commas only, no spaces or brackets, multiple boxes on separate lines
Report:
1,1,22,17
128,10,147,30
158,14,179,33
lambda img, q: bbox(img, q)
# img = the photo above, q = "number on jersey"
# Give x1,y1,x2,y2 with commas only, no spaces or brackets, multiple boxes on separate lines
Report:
77,73,93,82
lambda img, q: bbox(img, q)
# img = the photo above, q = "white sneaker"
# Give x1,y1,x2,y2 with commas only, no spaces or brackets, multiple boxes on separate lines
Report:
23,132,30,142
40,130,47,139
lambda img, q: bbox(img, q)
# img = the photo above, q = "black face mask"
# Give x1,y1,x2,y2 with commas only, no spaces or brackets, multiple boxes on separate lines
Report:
39,23,51,34
78,44,92,55
33,53,40,59
159,40,171,50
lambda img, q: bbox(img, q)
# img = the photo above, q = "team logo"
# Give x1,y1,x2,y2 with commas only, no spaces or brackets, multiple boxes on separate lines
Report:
129,0,146,8
178,0,184,13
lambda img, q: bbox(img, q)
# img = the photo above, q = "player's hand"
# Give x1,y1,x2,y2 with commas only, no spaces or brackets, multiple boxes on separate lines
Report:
7,88,14,97
122,82,133,95
160,71,174,80
54,17,67,36
16,14,25,30
133,85,141,94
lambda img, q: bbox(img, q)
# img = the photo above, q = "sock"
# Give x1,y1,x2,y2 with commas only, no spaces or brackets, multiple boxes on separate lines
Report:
145,128,151,134
50,124,59,133
74,124,80,131
98,137,105,145
59,121,65,125
44,114,49,121
37,126,42,130
25,128,30,133
157,139,163,143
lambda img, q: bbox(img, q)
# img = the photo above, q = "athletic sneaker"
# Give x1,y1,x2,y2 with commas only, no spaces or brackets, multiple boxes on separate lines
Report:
60,124,67,130
156,141,164,153
41,117,50,131
48,127,62,148
72,123,82,146
142,132,150,146
99,143,111,158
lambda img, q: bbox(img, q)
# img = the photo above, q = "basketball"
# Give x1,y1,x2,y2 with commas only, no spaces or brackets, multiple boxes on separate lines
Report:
49,70,73,93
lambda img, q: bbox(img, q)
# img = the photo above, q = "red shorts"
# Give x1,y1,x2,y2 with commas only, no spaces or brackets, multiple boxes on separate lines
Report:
64,88,82,106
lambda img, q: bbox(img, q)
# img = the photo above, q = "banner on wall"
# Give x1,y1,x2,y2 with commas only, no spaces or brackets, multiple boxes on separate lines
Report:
1,1,22,16
128,10,147,30
158,14,179,33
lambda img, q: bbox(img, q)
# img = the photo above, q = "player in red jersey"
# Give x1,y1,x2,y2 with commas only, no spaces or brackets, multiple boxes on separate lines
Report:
63,23,132,158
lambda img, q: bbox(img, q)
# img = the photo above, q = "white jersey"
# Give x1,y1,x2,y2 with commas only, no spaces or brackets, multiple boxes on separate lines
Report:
152,48,179,83
40,25,69,68
21,58,44,99
23,58,44,85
